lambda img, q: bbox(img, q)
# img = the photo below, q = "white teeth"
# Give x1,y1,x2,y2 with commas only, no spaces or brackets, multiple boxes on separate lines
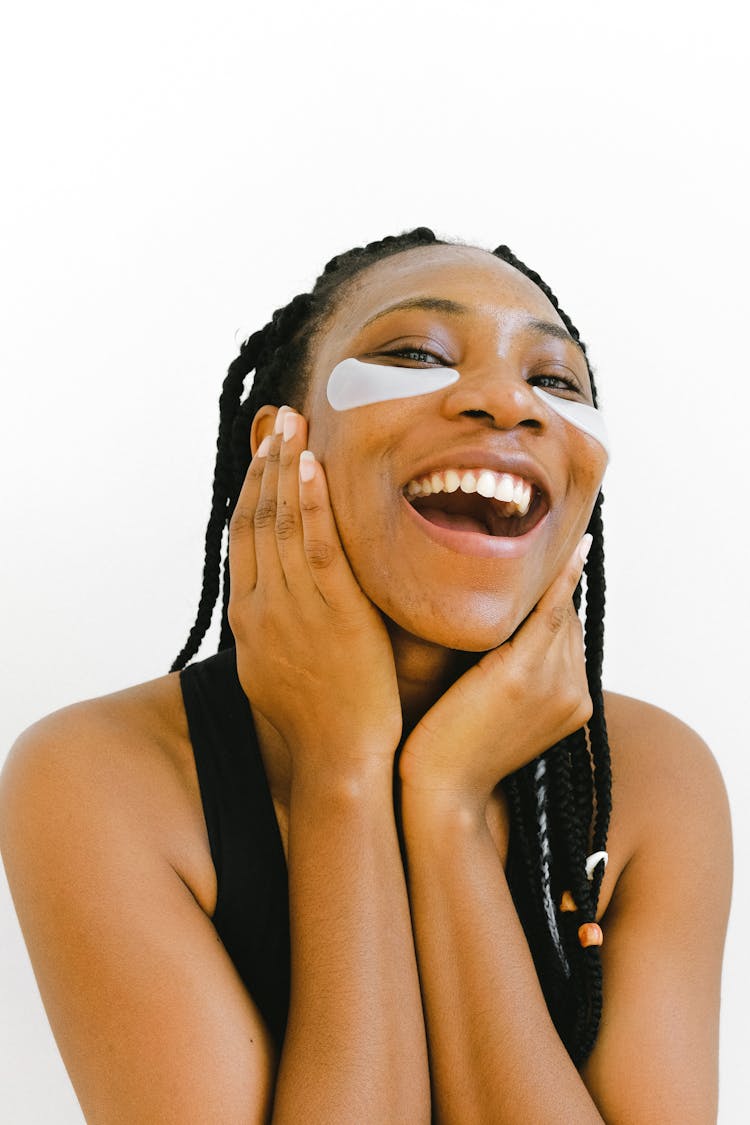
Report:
476,470,497,498
405,468,537,517
494,473,515,503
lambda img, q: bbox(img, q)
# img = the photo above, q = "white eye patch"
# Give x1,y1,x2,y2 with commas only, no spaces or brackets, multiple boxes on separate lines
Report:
326,357,460,410
532,388,610,459
326,357,609,458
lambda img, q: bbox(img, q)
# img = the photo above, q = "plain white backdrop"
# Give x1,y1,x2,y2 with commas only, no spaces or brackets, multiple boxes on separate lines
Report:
1,1,748,1120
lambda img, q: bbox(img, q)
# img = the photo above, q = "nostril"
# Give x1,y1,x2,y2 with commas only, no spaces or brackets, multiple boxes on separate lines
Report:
461,409,494,419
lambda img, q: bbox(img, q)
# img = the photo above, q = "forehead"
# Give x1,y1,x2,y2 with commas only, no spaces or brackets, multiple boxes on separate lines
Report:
323,243,565,343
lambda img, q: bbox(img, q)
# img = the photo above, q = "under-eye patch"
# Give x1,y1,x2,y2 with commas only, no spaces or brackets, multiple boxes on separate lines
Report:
326,357,460,410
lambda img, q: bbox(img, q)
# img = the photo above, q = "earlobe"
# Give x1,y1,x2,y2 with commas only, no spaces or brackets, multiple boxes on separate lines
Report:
250,405,280,455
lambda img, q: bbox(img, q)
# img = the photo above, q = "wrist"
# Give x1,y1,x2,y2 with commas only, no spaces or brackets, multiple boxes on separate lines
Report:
399,773,489,835
290,753,395,804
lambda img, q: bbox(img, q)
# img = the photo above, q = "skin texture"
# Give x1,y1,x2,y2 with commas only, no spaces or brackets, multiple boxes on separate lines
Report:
0,245,733,1123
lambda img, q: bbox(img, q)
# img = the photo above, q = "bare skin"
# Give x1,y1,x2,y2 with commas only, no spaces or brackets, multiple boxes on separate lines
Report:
0,246,733,1123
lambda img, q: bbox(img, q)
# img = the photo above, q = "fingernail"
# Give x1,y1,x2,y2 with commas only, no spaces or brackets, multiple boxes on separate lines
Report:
282,412,298,442
274,406,290,434
578,534,593,565
299,449,316,482
256,435,271,458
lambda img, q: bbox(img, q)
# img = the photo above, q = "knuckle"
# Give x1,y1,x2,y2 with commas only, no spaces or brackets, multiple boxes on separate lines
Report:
275,508,297,541
254,498,277,529
299,495,323,515
227,595,246,639
304,538,335,570
229,506,254,540
547,603,569,635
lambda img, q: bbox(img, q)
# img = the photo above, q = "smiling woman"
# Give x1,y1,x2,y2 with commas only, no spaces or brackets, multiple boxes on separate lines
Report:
0,228,732,1124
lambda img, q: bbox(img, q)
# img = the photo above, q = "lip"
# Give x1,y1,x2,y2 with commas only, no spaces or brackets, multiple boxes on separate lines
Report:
401,446,554,505
400,493,550,559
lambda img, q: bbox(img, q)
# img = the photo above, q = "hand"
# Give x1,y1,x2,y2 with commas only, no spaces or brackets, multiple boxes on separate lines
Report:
228,407,403,781
398,537,593,810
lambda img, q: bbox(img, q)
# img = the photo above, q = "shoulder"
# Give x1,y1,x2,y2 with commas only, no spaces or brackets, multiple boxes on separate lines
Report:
600,687,732,941
0,671,216,916
602,688,731,840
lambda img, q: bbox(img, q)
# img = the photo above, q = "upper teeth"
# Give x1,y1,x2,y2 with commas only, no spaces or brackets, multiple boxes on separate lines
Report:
405,469,534,516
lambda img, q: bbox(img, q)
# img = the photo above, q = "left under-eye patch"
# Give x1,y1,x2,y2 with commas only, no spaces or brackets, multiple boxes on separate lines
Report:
532,389,610,459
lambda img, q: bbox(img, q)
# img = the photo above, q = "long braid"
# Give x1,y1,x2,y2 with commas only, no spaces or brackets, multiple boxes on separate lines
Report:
491,242,611,1065
170,331,266,672
175,228,612,1067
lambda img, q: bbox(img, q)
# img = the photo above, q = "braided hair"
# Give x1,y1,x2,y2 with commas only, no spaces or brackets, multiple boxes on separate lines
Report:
171,227,611,1067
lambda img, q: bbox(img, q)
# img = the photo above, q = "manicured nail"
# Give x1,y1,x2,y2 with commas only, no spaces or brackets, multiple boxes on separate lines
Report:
299,450,316,482
282,412,298,442
256,435,272,458
274,406,290,434
578,534,593,565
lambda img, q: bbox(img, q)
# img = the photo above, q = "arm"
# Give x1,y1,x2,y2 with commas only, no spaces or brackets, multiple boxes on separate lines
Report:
229,409,430,1122
398,549,731,1123
0,405,431,1123
1,705,429,1125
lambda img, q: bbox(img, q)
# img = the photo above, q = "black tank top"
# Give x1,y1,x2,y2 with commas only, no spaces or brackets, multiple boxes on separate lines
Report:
179,646,290,1049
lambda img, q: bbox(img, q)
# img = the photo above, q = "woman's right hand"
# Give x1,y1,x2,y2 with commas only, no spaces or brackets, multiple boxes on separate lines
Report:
228,406,403,781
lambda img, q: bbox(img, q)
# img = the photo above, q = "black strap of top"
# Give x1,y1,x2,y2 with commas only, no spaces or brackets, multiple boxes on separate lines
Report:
179,646,290,1047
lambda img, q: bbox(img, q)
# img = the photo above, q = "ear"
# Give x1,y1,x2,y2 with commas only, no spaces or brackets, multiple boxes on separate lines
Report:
250,405,281,455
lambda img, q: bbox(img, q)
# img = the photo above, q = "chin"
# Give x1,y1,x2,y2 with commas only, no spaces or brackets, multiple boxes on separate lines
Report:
382,591,530,654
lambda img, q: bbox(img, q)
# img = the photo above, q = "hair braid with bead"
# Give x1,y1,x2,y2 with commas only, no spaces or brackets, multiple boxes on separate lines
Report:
172,227,612,1067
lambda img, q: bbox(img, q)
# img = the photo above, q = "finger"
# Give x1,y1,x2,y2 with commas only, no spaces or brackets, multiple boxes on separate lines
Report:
227,431,273,593
297,450,367,608
274,409,317,595
516,534,592,660
253,416,287,591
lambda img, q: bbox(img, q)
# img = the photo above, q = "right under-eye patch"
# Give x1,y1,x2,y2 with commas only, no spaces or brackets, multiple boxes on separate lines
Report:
326,357,460,410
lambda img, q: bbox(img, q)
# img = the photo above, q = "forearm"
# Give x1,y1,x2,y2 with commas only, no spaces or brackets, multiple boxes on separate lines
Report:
272,761,430,1125
401,789,603,1125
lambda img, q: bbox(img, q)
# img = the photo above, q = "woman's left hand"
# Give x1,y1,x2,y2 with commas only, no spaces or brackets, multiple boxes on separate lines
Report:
398,535,593,812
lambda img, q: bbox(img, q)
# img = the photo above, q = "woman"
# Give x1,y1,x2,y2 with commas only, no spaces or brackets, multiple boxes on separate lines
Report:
0,228,732,1123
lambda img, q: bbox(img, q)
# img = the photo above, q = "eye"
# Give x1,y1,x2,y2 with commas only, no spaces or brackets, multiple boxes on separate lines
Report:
530,372,585,396
379,346,451,366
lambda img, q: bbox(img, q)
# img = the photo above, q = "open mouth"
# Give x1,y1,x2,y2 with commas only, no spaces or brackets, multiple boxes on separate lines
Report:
403,468,550,539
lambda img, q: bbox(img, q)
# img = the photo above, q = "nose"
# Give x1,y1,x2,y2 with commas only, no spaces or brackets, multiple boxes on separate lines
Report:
439,362,547,433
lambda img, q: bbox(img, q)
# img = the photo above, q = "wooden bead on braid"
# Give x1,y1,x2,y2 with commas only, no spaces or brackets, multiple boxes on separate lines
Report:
578,922,604,948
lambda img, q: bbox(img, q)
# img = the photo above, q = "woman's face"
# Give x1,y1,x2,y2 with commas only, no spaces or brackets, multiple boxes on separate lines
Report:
301,244,608,652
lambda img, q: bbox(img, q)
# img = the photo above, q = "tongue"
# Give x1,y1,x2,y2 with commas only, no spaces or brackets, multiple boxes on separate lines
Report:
420,509,489,534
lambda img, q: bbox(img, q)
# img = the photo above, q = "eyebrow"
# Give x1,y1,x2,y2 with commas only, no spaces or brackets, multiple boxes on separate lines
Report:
362,297,468,327
525,318,586,356
362,298,585,357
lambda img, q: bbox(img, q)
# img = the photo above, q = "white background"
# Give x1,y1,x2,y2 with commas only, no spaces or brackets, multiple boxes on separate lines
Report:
1,1,748,1120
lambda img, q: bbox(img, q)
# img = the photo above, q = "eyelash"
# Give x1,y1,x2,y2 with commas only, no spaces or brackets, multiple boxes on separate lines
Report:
383,346,448,365
384,348,583,395
531,373,583,394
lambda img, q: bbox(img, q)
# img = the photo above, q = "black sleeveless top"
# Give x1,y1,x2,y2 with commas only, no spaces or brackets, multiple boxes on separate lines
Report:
179,646,291,1049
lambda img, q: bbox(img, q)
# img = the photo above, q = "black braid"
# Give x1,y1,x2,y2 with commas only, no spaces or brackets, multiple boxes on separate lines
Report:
173,228,612,1068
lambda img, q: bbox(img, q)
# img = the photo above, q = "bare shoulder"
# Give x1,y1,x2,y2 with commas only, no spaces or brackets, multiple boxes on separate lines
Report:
0,672,216,915
0,677,275,1122
602,688,731,844
579,691,732,1119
